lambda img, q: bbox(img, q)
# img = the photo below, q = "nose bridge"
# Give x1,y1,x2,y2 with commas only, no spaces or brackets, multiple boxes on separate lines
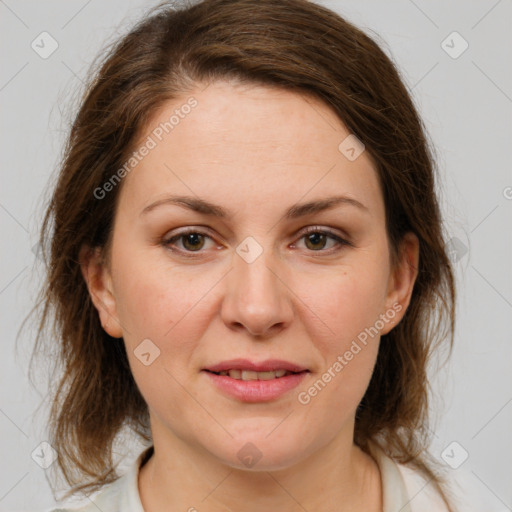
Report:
233,239,281,307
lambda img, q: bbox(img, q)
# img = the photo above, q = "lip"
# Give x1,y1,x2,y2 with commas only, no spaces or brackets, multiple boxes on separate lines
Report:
203,370,309,402
204,358,308,373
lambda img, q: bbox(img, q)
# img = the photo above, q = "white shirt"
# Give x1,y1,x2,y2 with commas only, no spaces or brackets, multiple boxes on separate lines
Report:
47,443,493,512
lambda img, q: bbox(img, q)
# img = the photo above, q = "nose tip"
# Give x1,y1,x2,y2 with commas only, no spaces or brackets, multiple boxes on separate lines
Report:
220,249,293,338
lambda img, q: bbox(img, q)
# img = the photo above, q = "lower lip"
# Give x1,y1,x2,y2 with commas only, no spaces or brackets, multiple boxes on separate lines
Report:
203,370,309,402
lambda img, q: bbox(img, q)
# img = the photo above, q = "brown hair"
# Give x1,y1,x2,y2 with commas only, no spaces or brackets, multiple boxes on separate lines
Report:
28,0,456,507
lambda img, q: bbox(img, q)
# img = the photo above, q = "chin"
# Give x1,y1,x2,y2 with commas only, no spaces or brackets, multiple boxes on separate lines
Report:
209,433,311,473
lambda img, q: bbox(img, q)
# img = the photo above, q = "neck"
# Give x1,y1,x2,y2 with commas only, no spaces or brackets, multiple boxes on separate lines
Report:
138,419,382,512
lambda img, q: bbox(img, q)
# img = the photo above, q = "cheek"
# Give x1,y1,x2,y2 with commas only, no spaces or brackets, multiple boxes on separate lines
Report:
293,260,388,405
112,264,211,417
294,279,382,429
110,231,198,329
112,249,224,377
116,273,171,338
117,271,206,342
305,263,389,345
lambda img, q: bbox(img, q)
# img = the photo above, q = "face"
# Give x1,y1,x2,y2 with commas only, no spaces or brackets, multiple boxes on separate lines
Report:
82,80,418,471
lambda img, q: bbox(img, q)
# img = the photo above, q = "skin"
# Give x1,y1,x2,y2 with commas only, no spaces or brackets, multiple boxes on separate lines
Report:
81,80,419,511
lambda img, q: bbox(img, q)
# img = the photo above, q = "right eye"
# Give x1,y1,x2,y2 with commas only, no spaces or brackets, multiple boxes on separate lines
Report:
162,228,219,256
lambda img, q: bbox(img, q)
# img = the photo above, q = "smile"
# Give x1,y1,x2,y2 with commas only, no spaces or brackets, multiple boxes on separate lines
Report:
208,369,296,380
203,369,309,402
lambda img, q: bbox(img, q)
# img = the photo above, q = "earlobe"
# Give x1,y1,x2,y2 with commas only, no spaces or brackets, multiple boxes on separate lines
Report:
381,232,420,335
79,245,124,338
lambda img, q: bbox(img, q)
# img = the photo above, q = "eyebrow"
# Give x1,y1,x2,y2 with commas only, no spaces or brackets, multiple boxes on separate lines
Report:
140,194,369,219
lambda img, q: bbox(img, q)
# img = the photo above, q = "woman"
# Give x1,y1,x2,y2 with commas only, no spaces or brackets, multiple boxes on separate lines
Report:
33,0,467,510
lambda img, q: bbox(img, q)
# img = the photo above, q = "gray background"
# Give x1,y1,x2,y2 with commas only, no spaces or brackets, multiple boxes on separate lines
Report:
1,0,511,510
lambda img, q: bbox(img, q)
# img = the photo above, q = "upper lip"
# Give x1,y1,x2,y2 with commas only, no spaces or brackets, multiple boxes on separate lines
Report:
204,358,309,373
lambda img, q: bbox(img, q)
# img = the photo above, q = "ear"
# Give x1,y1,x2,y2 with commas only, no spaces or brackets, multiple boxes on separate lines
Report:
380,232,420,335
79,244,123,338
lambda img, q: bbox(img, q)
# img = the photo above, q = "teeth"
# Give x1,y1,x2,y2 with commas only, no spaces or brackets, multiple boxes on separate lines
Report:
241,370,259,381
217,369,292,380
257,371,279,380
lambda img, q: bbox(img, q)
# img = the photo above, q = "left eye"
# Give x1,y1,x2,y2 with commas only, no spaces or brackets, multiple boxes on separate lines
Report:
294,229,349,252
163,228,350,255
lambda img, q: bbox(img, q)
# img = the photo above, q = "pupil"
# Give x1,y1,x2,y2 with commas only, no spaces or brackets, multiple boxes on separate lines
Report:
184,233,203,251
307,233,325,250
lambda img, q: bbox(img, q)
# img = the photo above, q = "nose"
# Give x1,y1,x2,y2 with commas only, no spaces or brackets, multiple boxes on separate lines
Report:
220,245,294,339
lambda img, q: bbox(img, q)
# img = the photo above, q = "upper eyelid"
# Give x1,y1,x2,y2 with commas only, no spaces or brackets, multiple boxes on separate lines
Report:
165,225,346,239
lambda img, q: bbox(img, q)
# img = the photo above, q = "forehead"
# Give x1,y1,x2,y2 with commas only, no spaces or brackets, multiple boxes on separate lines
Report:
117,80,383,221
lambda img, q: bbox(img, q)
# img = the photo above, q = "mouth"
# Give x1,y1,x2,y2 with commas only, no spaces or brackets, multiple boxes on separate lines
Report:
202,359,310,402
203,358,309,376
204,369,306,380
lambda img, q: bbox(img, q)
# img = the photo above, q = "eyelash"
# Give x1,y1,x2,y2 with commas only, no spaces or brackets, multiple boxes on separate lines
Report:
162,226,352,258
